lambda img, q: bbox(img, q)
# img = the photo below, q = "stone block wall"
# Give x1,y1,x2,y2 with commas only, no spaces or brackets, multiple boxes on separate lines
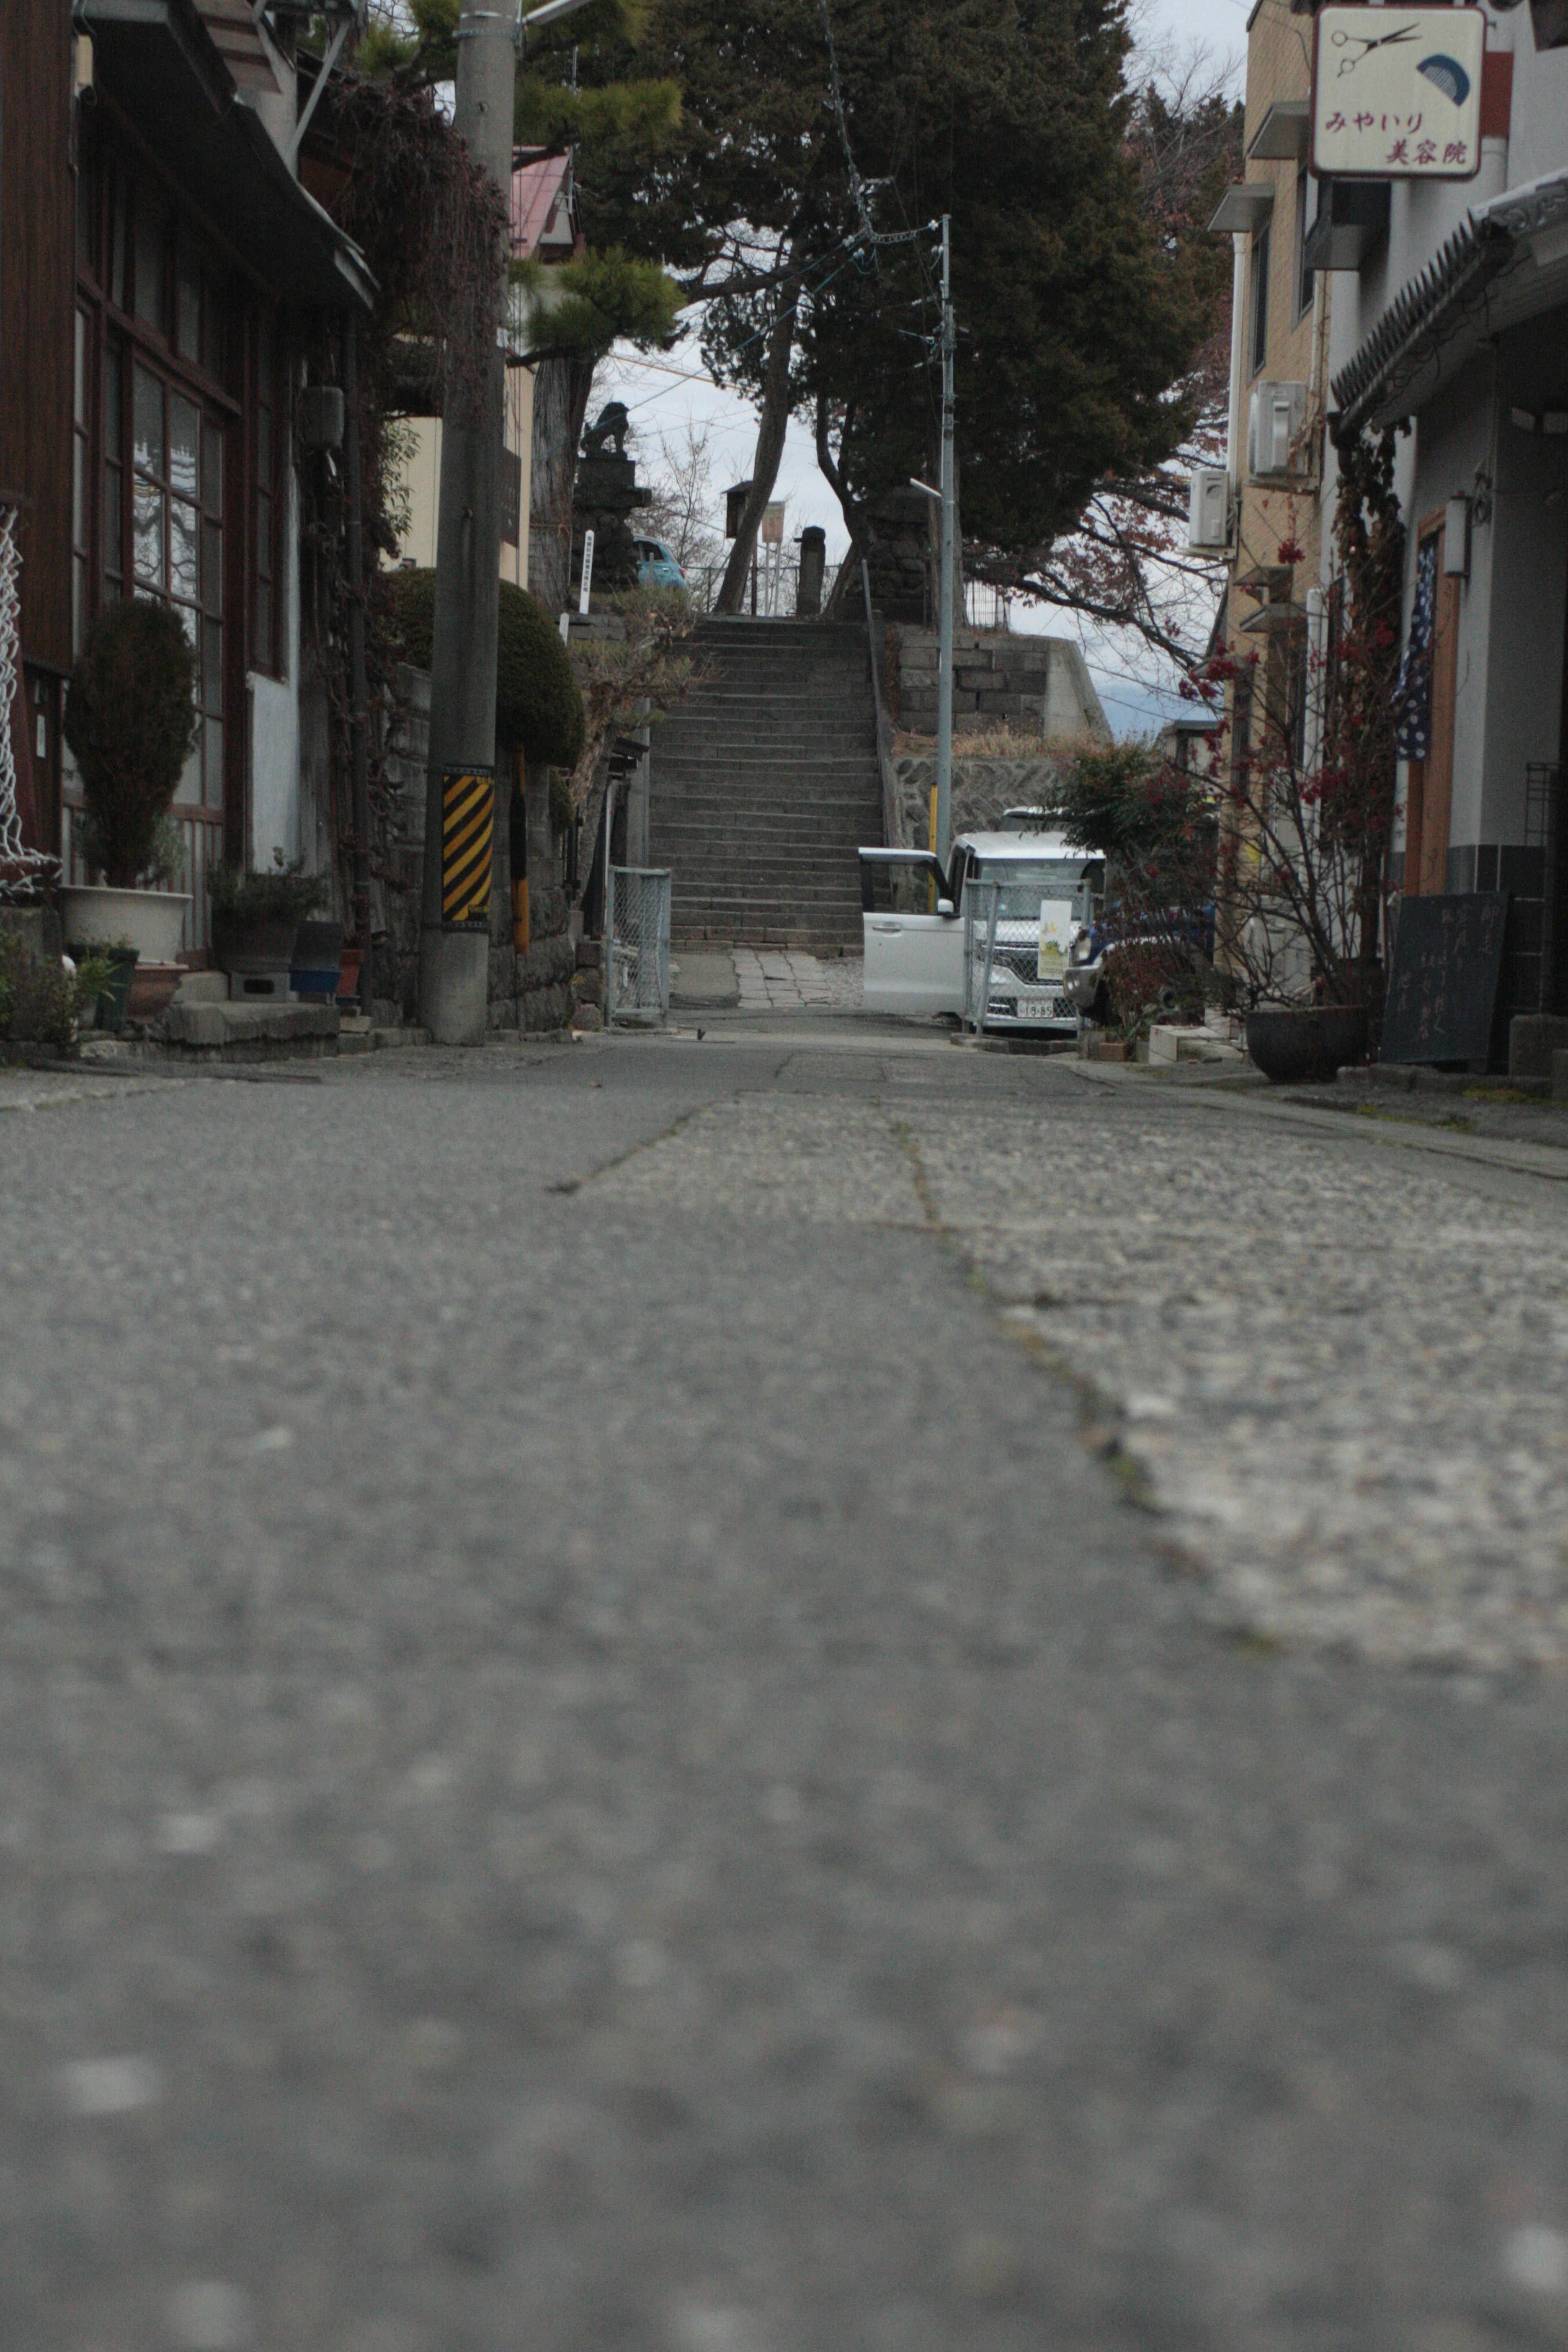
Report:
889,755,1072,851
380,662,575,1033
889,627,1111,741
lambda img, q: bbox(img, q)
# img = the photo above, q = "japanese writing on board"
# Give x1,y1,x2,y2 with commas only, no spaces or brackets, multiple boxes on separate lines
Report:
1314,8,1485,180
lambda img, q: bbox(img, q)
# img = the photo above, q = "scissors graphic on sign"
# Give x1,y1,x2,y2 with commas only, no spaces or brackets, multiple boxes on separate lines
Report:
1332,19,1420,74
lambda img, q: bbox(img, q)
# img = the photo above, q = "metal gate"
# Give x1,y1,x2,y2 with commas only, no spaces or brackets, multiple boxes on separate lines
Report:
606,866,672,1025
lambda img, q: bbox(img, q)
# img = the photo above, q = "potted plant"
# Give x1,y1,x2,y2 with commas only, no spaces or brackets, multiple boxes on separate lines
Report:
208,853,328,986
91,938,140,1034
58,600,198,977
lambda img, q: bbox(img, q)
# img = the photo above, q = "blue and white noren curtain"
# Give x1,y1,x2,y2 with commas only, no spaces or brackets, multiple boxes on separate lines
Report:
1394,536,1437,761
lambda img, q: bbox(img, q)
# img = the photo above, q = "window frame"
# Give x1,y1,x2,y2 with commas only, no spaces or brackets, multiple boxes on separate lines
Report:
1295,165,1315,321
1250,223,1271,377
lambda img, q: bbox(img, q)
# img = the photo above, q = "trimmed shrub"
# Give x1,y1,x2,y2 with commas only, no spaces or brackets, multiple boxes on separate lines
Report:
63,599,199,888
383,569,584,768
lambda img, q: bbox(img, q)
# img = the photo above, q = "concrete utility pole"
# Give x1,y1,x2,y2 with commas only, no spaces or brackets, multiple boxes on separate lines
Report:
934,213,956,871
419,0,599,1043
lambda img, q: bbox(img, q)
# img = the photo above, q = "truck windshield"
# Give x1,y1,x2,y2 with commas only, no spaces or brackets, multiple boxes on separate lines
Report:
972,861,1097,922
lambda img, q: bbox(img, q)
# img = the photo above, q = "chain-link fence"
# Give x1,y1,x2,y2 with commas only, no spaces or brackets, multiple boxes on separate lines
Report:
605,866,672,1025
963,878,1003,1032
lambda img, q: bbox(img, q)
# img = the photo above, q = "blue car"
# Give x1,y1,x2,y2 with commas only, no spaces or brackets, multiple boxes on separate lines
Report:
634,536,689,591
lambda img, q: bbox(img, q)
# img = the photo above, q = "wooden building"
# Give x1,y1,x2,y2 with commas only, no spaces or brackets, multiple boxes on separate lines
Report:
0,0,370,949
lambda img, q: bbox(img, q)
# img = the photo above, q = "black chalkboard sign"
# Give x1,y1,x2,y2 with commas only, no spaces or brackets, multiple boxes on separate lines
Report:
1381,892,1509,1068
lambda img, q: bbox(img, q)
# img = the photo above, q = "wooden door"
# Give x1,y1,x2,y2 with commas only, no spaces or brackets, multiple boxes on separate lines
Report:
1405,515,1461,897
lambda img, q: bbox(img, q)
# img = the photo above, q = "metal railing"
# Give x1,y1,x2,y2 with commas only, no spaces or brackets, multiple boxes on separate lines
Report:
605,865,671,1024
684,555,843,617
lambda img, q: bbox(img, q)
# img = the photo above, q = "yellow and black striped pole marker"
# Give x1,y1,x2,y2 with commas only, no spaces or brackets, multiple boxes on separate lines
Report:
441,766,494,932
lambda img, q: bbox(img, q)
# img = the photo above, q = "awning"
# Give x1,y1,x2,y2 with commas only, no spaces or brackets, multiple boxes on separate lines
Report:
1247,101,1309,163
1330,168,1568,436
1207,182,1275,236
82,0,374,312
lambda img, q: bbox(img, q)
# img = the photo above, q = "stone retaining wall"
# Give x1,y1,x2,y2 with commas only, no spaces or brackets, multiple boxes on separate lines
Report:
382,661,575,1034
889,755,1071,850
889,627,1110,741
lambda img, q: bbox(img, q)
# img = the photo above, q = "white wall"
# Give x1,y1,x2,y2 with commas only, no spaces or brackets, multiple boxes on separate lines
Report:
250,465,302,868
392,365,535,587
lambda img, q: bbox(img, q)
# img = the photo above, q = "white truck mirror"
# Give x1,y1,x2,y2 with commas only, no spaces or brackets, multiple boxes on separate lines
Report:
937,898,955,918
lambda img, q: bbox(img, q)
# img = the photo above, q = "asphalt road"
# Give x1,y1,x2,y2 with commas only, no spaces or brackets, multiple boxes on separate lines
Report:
2,1023,1567,2352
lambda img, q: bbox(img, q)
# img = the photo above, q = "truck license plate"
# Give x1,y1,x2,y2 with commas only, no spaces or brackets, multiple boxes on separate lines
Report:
1014,993,1071,1021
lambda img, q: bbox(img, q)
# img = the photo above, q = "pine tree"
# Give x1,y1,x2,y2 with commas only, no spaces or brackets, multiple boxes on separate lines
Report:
569,0,1222,611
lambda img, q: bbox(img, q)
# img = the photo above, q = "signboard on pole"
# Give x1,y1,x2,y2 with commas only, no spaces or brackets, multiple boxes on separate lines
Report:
760,501,785,546
441,767,495,932
1313,7,1485,180
578,528,595,615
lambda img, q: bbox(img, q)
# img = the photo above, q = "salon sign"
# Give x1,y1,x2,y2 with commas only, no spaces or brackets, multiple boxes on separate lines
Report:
1313,6,1485,180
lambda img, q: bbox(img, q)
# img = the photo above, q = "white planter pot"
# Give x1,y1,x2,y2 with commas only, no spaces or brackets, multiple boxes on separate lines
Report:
57,885,191,962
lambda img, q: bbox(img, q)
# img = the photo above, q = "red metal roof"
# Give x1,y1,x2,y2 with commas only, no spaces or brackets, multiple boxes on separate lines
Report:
511,149,579,259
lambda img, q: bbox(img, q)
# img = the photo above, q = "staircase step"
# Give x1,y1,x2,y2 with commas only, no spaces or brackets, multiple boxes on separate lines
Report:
647,614,884,944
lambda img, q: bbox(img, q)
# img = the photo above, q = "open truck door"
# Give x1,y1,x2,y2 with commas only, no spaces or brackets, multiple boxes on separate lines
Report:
858,850,964,1016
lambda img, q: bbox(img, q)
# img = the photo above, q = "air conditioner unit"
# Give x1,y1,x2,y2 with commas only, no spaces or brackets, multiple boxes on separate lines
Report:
1248,381,1308,477
1187,467,1230,552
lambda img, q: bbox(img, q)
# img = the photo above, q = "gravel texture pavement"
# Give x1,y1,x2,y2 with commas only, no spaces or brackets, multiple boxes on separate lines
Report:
2,1026,1567,2349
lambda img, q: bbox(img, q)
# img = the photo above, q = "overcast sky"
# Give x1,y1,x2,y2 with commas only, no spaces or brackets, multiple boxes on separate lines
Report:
594,0,1247,739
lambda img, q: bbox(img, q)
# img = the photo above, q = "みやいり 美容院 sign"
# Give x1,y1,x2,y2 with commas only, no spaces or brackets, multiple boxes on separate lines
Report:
1313,7,1485,180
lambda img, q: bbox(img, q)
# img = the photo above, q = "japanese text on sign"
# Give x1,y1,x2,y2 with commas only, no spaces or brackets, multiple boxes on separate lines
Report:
1313,7,1484,180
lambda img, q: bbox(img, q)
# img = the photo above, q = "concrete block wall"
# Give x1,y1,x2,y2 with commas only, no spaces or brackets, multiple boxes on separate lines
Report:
890,627,1111,742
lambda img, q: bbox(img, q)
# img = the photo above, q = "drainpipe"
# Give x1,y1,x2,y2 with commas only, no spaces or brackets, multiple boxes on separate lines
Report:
1225,231,1249,511
1476,7,1513,210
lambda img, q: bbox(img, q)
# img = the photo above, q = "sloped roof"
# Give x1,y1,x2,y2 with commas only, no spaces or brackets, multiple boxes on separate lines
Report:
82,0,372,309
192,0,280,92
1331,169,1568,435
511,149,579,259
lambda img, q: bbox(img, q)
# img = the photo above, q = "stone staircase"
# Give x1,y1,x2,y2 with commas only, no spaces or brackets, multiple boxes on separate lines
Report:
648,618,884,950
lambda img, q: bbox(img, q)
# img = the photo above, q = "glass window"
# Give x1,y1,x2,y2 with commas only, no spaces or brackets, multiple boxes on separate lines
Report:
200,273,225,383
972,860,1099,923
1295,167,1314,319
132,361,163,475
125,354,224,806
1250,225,1270,376
134,199,167,334
73,309,89,654
176,237,201,363
170,497,199,603
134,479,165,590
110,178,129,312
203,420,223,517
862,856,946,916
103,337,124,601
169,393,200,501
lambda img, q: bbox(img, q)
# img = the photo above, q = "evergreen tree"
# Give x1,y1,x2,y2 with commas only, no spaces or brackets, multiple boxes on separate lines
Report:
572,0,1223,611
361,0,686,610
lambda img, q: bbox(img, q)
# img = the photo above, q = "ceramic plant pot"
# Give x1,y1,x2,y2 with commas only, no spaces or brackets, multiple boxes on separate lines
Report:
1245,1004,1369,1085
57,884,190,962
